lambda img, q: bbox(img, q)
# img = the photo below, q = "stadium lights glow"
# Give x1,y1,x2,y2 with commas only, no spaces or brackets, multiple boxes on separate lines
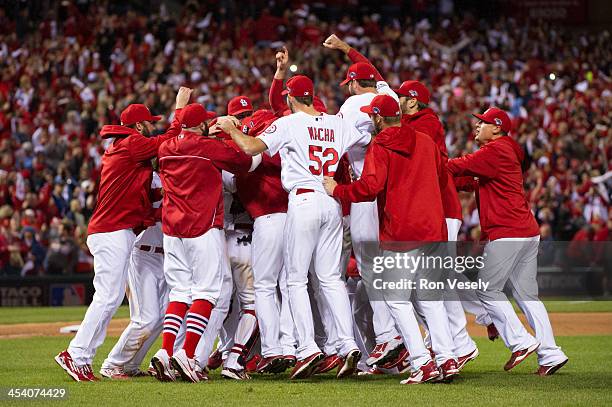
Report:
549,73,556,80
289,64,298,72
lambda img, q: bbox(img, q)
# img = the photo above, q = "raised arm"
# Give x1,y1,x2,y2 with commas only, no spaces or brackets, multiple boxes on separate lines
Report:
269,46,289,116
129,87,192,162
323,34,384,81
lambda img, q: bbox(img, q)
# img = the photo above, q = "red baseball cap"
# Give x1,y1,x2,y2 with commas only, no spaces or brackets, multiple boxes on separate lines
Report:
227,95,253,116
281,75,314,97
472,107,511,133
395,81,431,104
360,95,401,117
179,103,217,128
340,62,377,86
120,104,161,126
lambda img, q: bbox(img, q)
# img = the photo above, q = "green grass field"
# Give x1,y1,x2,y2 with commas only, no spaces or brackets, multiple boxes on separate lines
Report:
0,303,611,406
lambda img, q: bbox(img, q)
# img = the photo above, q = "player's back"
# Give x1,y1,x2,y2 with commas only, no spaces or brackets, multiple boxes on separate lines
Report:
258,111,369,194
339,93,377,178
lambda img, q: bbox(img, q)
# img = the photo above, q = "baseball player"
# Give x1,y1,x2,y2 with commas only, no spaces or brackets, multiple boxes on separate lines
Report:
99,172,169,379
55,87,191,382
323,34,406,370
447,107,568,376
323,95,458,384
151,103,261,383
217,73,367,380
227,106,298,373
394,80,480,368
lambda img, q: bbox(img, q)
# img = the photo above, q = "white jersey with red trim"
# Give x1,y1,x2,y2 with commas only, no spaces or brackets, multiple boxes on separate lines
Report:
338,82,399,179
257,111,370,193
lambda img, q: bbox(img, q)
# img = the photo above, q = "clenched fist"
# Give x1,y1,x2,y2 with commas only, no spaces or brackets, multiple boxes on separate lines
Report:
323,34,350,54
322,176,338,196
175,86,193,109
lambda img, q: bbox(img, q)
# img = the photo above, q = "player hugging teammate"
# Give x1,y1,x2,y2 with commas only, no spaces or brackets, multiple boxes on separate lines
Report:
54,34,568,384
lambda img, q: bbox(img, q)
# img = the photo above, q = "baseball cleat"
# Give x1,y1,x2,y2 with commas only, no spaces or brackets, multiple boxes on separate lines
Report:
99,367,131,380
357,366,384,376
207,349,224,370
246,354,261,373
171,349,200,383
439,358,460,381
151,349,176,382
221,367,251,380
504,342,540,371
337,349,361,379
54,350,91,382
82,364,100,381
256,355,287,374
400,360,440,384
380,347,410,370
457,348,479,371
366,336,404,367
313,354,342,375
290,352,324,380
195,365,210,381
535,358,568,376
283,355,297,368
487,324,500,341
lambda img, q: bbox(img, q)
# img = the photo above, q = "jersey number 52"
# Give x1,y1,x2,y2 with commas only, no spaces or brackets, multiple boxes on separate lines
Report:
309,145,339,176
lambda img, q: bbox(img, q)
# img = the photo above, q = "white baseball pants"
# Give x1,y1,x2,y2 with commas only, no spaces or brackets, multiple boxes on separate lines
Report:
350,201,399,344
284,190,357,359
252,213,288,357
68,229,136,365
102,226,168,371
163,228,225,305
477,236,567,366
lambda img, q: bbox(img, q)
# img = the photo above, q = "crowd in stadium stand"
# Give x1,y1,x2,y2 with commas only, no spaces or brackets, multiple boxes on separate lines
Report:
0,1,609,275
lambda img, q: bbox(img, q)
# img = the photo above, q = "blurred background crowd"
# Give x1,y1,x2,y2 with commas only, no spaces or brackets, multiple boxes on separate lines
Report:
0,0,609,275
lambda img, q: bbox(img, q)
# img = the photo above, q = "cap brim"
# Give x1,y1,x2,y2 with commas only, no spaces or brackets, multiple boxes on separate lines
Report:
472,113,492,124
281,89,290,95
206,112,217,120
394,89,409,97
150,115,162,122
339,78,351,86
229,107,252,116
360,106,375,114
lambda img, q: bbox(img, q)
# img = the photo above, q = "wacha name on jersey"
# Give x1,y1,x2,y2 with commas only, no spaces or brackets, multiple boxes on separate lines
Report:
308,126,335,142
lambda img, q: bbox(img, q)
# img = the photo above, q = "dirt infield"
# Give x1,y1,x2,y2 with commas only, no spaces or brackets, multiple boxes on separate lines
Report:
1,312,611,339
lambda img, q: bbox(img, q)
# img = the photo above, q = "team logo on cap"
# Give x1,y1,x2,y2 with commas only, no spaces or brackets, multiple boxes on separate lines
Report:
373,107,380,114
240,99,248,107
242,125,249,134
409,89,418,97
349,72,357,79
494,118,502,125
304,91,310,95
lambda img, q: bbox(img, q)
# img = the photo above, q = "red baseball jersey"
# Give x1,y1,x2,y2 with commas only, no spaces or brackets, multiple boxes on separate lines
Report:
447,136,539,240
402,109,463,220
158,130,256,238
87,115,182,235
334,124,447,245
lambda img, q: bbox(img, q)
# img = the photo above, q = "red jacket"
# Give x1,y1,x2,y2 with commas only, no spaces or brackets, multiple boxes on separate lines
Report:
87,115,181,235
333,124,447,246
447,136,540,241
402,109,462,220
158,131,254,238
232,110,289,219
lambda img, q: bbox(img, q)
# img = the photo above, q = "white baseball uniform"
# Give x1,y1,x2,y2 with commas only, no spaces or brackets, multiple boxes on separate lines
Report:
339,86,401,348
257,111,368,359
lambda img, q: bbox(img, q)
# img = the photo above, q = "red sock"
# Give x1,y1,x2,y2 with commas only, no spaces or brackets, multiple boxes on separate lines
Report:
162,301,189,356
183,299,214,358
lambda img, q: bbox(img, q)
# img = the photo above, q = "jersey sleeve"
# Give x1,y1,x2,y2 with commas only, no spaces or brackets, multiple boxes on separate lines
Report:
269,78,287,117
257,119,288,157
447,144,499,179
195,139,254,174
333,143,388,203
343,116,372,150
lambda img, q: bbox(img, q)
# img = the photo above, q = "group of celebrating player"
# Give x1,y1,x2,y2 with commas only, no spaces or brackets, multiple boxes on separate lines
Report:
54,34,569,385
